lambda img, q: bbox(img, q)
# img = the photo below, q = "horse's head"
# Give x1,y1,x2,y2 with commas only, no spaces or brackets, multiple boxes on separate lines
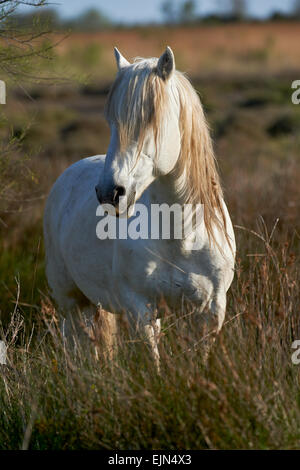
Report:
95,47,181,216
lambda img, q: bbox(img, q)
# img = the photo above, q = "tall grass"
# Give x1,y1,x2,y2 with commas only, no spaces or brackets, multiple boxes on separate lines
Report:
0,219,299,449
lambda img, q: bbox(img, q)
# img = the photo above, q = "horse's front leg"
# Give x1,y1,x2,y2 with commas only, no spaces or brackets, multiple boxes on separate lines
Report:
120,293,162,372
143,318,161,373
197,290,226,364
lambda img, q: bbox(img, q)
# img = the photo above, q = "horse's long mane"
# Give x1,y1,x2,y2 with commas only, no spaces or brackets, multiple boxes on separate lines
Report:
105,57,228,247
173,72,228,248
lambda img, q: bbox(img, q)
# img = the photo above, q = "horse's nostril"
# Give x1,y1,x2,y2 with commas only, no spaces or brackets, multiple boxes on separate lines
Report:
113,185,126,204
117,186,126,197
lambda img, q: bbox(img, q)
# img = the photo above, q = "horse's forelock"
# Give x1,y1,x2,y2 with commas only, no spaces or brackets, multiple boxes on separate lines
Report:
105,58,167,155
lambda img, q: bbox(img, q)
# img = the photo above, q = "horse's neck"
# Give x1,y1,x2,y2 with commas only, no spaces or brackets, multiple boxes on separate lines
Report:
148,172,195,252
149,171,184,208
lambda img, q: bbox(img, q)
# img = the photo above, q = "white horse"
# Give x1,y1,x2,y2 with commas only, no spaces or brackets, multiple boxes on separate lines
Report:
44,47,235,366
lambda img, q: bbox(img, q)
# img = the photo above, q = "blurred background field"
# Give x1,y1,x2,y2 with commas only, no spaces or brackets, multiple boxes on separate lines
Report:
0,0,300,449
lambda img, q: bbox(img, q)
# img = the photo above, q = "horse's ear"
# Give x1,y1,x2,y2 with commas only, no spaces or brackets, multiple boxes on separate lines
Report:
114,47,130,71
157,46,175,81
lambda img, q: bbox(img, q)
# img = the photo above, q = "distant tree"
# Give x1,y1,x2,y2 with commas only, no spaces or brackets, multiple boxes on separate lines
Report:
160,0,177,24
11,8,61,29
179,1,197,23
293,0,300,18
65,8,111,31
230,0,246,20
270,11,292,21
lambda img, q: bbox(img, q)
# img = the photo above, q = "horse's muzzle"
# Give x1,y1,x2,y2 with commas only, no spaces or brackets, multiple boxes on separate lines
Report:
95,185,126,206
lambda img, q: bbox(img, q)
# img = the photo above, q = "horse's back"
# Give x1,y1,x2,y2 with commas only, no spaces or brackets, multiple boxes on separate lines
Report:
46,154,104,208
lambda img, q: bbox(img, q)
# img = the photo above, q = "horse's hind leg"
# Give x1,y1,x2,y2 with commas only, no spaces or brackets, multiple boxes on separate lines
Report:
45,252,93,343
93,307,119,361
44,225,78,333
57,291,118,362
45,237,119,359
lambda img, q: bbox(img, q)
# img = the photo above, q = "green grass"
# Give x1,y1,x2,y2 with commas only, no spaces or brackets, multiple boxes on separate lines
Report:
0,222,46,326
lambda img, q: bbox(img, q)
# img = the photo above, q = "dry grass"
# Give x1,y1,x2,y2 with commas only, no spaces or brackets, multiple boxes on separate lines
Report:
0,216,299,449
53,22,300,79
0,151,299,449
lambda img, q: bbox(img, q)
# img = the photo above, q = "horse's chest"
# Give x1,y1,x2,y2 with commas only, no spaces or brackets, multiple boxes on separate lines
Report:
147,262,213,305
115,242,214,307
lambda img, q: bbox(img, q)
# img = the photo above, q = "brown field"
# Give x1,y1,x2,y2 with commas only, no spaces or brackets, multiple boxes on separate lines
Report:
54,22,300,78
